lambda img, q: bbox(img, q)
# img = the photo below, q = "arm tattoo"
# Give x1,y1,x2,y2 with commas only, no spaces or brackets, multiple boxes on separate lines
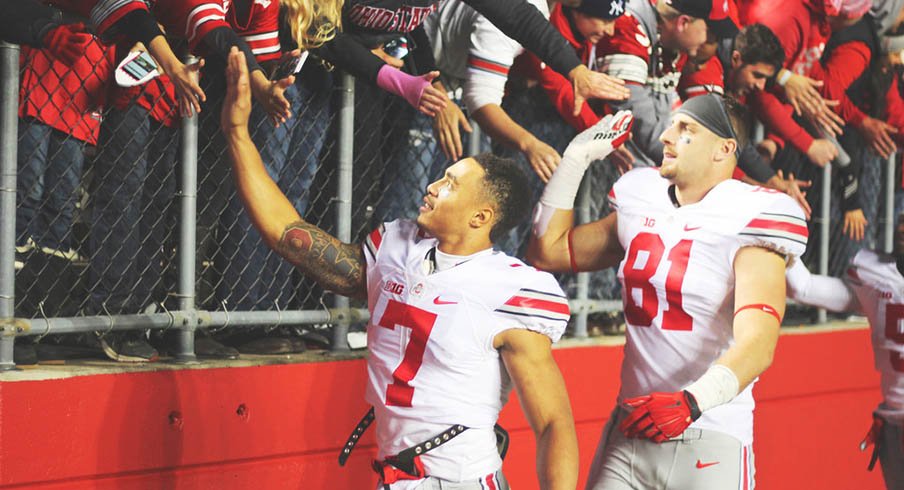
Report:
277,221,367,298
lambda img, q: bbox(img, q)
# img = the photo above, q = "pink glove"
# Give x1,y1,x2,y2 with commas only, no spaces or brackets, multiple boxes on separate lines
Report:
619,391,702,443
43,22,93,66
376,64,433,110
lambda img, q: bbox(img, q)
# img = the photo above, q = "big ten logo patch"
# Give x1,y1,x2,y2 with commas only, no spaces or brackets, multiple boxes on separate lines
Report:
383,280,405,295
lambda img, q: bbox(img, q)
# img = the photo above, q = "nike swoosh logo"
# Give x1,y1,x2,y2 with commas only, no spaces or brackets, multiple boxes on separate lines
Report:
696,460,720,469
684,224,702,232
433,297,457,305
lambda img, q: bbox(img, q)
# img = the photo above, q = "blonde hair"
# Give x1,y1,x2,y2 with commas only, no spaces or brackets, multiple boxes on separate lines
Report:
283,0,343,51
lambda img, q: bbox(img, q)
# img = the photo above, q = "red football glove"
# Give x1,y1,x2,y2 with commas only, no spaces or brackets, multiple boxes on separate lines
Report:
42,23,93,66
619,391,702,443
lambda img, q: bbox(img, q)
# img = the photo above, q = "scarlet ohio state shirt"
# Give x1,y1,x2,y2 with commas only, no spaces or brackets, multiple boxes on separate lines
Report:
844,249,904,423
362,219,569,480
609,168,808,445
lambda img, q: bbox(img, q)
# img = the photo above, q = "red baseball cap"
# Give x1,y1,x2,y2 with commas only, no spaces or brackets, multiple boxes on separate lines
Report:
666,0,741,39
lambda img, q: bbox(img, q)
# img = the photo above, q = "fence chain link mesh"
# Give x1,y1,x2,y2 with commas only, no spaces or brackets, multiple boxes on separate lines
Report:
3,40,900,364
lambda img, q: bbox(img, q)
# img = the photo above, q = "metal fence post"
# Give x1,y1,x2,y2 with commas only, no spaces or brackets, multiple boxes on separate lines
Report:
884,153,897,254
468,120,482,157
817,163,832,324
173,55,200,363
331,72,355,352
0,42,20,370
572,174,592,338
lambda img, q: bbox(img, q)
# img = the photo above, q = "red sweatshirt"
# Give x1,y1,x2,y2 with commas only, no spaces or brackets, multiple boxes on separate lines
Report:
746,0,833,152
48,1,280,62
808,41,871,127
19,38,114,145
512,4,600,131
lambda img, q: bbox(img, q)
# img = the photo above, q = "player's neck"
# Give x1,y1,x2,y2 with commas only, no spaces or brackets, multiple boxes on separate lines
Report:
435,234,493,256
673,177,727,206
672,183,710,206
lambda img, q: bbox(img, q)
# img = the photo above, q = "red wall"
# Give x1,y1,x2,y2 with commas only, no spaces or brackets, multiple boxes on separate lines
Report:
0,327,883,489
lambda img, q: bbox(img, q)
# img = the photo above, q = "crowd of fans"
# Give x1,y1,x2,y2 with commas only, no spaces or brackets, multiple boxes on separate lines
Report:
4,0,904,365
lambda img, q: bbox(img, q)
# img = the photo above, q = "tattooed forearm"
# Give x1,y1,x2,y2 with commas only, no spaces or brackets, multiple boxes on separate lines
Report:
277,221,367,298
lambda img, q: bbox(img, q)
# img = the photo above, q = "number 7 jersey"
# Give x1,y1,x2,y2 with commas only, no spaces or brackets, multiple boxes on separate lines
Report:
361,219,570,480
609,168,808,445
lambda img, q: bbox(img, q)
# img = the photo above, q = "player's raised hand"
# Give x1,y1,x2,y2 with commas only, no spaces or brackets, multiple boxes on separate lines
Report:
569,65,630,115
564,110,634,167
221,47,252,132
620,391,701,443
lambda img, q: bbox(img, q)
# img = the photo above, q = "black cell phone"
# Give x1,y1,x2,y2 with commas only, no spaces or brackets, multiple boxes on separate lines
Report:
271,53,305,80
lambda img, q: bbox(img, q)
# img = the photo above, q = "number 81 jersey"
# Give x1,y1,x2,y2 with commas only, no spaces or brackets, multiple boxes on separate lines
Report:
361,219,569,477
609,168,807,445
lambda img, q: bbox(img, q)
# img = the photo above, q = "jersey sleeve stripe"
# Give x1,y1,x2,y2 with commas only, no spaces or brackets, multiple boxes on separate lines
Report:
738,231,807,246
503,295,570,315
91,0,148,34
493,308,570,324
495,307,571,323
468,55,510,77
599,54,648,84
365,224,384,257
242,32,279,42
250,45,281,55
518,287,567,299
744,217,808,240
186,4,227,41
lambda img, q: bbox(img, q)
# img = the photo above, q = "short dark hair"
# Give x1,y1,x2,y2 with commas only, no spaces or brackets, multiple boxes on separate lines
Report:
723,95,751,151
735,24,784,72
471,152,531,244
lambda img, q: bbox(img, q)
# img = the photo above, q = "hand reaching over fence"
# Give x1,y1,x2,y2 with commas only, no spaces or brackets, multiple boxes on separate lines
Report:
222,47,366,298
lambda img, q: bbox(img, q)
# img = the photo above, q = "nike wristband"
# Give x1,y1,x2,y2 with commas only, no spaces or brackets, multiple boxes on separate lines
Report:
734,303,782,324
685,364,740,413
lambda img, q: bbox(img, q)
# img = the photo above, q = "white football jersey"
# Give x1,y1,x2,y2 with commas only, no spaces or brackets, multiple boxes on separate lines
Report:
362,219,569,480
609,168,808,445
844,249,904,422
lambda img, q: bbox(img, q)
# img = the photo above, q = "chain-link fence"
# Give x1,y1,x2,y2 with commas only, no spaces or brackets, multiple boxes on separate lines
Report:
0,38,901,369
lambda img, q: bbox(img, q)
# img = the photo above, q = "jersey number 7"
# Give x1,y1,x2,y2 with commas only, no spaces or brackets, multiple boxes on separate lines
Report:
623,232,694,331
378,299,438,407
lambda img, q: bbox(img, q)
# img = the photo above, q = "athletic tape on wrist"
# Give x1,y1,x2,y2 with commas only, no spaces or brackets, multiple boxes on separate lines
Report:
734,303,782,324
777,69,792,87
531,202,557,238
685,364,740,413
538,152,586,210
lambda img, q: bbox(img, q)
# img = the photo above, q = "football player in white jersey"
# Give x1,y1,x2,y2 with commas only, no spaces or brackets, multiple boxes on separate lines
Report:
784,221,904,490
528,94,808,489
219,47,578,489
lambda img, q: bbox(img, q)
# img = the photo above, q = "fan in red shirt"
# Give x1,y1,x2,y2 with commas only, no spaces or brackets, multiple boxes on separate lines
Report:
677,23,813,218
46,0,291,123
16,33,113,267
743,0,870,166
